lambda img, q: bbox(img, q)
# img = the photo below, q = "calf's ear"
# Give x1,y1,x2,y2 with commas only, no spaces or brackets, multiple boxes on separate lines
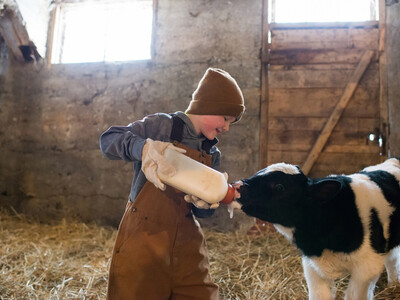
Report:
310,179,342,204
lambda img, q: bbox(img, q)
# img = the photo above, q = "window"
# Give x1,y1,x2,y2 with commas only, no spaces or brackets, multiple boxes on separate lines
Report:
51,0,153,64
269,0,379,23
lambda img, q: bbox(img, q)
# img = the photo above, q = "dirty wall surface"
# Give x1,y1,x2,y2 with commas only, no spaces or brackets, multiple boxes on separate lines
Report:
0,0,262,229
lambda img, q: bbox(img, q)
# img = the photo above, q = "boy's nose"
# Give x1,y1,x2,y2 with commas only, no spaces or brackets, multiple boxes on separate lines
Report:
223,123,230,132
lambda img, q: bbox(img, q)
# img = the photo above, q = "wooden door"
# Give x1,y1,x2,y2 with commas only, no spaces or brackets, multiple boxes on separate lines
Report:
260,20,388,177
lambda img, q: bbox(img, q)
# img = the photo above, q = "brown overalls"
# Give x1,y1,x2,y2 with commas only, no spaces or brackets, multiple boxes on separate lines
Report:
107,118,219,300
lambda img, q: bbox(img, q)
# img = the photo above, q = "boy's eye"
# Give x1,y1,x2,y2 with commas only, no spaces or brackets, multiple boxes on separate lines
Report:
224,116,235,123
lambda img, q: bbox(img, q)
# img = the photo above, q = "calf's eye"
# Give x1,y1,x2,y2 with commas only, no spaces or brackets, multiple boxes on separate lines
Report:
275,184,285,192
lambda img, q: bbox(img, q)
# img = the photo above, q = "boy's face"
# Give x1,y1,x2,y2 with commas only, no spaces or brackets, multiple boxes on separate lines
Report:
198,115,236,140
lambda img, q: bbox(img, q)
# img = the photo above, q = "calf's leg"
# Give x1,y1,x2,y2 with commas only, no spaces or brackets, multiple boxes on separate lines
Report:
385,246,400,284
302,257,335,300
345,270,380,300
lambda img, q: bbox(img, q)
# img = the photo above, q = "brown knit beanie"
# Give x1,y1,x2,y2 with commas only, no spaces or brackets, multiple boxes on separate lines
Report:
185,68,245,123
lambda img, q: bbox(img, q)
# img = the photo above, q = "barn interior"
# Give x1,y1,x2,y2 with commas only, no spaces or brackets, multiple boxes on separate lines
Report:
1,0,400,298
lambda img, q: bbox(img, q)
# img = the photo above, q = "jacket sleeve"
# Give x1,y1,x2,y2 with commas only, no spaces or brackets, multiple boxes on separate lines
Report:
192,206,215,218
99,114,166,162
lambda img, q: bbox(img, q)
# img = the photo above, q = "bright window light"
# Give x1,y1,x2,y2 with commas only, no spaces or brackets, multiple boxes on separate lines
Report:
51,0,153,64
270,0,378,23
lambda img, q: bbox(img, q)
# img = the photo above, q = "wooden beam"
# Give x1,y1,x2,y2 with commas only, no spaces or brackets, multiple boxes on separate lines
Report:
379,0,389,159
0,13,25,62
259,0,269,169
0,7,38,63
302,50,375,174
46,4,58,68
269,21,379,30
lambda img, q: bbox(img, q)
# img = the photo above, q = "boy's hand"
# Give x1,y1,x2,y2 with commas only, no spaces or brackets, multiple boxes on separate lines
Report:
184,195,220,209
141,138,186,190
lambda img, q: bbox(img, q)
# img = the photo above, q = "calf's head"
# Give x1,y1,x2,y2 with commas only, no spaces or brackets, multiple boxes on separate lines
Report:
236,163,343,227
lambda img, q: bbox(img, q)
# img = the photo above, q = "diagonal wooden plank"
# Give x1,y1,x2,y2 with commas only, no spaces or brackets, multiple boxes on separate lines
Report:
302,50,375,175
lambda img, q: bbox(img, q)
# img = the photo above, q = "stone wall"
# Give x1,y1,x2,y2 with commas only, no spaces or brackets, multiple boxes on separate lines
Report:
0,0,262,229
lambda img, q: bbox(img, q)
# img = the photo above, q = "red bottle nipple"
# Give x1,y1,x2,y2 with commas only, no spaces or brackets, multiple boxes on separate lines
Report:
220,184,235,204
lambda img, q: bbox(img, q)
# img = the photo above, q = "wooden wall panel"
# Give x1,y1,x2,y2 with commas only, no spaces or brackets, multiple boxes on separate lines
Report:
265,23,383,176
267,151,380,176
270,27,379,50
268,117,380,132
270,49,370,65
268,130,376,147
269,88,379,117
269,63,379,89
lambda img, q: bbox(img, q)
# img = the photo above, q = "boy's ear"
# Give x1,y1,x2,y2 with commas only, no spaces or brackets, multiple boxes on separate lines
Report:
310,179,342,204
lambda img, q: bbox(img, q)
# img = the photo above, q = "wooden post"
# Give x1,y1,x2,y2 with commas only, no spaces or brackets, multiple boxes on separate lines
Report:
379,0,389,159
302,50,375,175
0,8,27,63
259,0,269,169
46,4,58,68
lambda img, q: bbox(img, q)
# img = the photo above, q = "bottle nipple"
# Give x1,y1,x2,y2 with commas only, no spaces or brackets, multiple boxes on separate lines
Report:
220,184,235,204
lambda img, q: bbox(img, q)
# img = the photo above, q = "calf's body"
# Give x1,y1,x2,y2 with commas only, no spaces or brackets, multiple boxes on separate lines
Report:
236,158,400,300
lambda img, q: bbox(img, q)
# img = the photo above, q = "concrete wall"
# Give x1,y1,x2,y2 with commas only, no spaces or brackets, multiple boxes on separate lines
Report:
386,1,400,157
0,0,261,229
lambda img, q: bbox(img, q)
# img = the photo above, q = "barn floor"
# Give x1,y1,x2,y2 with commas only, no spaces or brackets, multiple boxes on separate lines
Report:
1,209,400,299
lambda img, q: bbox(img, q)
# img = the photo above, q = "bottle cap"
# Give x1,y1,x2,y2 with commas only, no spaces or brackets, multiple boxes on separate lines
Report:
220,184,235,204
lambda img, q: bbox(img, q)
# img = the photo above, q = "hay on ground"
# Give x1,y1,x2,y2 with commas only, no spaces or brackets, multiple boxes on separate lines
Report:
1,209,400,299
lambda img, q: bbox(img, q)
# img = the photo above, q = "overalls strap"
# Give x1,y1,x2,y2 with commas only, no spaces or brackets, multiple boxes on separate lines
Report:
170,113,185,143
170,113,218,154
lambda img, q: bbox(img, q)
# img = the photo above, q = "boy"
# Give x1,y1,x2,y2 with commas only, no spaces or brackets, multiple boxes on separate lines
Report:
100,68,245,299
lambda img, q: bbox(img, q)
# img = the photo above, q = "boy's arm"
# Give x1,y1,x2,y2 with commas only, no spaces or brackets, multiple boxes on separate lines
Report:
100,125,147,161
99,114,166,162
100,114,185,191
192,206,215,218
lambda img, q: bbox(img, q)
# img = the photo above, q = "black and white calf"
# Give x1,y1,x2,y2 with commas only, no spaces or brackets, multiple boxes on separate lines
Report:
234,157,400,300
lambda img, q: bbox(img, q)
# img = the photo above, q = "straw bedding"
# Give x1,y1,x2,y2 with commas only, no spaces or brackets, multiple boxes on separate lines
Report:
1,209,400,299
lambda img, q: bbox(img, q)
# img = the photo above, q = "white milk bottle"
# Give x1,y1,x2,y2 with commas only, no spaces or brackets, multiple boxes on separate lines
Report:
157,147,235,204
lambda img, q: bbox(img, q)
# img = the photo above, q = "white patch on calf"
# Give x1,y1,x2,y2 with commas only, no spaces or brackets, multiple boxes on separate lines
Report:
302,256,337,300
309,246,384,280
362,158,400,182
274,224,295,241
349,173,394,242
259,162,300,175
306,244,385,300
